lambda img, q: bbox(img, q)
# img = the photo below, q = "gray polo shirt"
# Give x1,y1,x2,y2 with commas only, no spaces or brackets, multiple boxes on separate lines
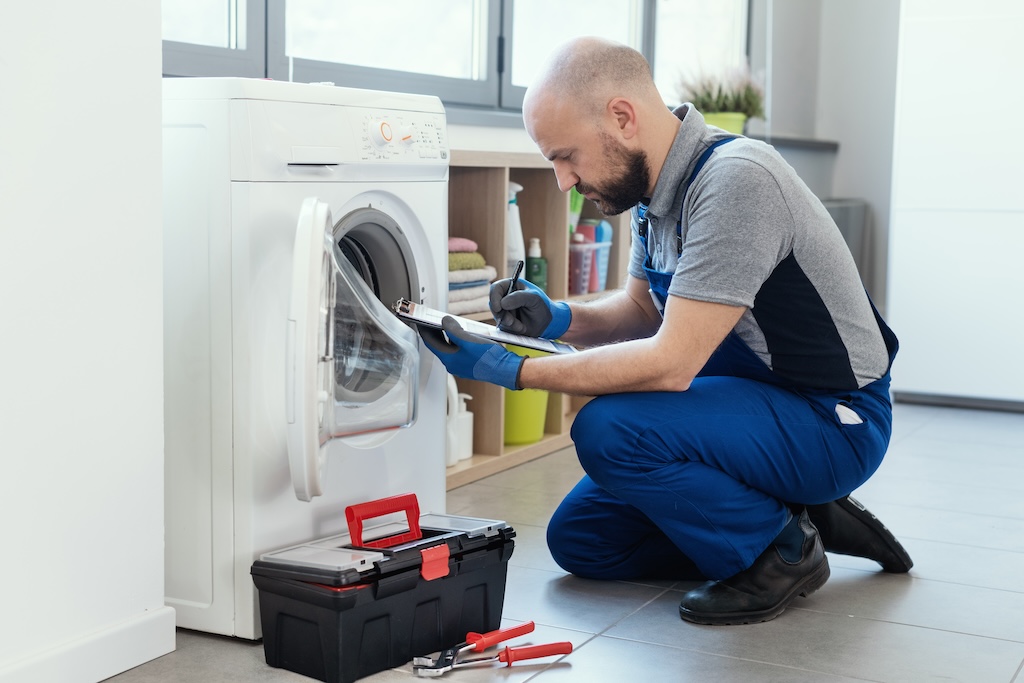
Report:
628,105,892,391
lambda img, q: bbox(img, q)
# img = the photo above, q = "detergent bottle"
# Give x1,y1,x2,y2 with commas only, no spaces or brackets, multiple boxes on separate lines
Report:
446,375,474,466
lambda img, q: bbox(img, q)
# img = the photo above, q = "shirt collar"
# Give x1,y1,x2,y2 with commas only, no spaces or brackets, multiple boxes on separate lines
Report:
644,104,710,220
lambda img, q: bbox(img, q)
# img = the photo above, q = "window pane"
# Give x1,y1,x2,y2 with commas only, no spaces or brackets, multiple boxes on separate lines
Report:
653,0,748,105
285,0,488,80
162,0,246,49
511,0,645,89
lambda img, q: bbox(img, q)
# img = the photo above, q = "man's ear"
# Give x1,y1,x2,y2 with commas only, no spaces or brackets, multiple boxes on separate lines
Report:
607,97,639,140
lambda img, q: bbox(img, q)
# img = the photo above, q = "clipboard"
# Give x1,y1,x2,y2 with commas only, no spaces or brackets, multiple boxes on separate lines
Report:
393,298,578,355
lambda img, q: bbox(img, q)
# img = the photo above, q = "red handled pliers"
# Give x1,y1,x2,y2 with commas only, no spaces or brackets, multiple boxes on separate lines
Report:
411,621,572,677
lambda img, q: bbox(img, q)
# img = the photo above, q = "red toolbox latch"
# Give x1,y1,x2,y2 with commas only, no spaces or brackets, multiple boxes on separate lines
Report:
420,544,451,581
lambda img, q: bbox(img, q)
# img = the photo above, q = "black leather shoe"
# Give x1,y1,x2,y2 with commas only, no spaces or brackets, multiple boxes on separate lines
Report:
806,496,913,573
678,510,830,625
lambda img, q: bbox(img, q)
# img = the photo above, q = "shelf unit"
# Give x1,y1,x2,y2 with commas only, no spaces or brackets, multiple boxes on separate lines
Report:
445,149,631,490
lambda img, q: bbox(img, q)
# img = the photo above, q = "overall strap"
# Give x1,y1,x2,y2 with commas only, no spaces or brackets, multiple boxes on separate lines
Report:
637,136,738,255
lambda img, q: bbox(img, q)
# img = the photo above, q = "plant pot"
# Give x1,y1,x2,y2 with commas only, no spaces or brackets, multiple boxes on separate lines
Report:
703,112,747,135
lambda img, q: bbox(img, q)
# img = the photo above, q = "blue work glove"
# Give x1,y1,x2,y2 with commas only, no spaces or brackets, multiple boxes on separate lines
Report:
418,316,525,391
489,278,571,339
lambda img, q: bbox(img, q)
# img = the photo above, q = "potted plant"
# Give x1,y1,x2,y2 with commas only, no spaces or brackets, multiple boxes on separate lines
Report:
676,65,765,134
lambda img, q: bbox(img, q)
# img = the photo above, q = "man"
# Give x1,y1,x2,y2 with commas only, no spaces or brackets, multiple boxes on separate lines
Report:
420,37,912,625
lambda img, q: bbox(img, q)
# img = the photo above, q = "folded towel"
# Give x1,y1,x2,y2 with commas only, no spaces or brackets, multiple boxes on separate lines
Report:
448,252,487,271
448,264,497,285
448,283,490,303
449,279,490,291
448,296,491,316
448,236,479,253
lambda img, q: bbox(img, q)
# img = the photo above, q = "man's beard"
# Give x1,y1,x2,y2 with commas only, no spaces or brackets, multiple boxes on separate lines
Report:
576,135,651,216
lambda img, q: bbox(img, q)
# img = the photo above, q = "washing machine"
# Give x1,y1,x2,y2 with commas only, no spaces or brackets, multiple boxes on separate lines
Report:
162,78,449,638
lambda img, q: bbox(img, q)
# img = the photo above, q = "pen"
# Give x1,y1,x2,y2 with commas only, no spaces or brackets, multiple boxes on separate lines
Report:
507,259,524,296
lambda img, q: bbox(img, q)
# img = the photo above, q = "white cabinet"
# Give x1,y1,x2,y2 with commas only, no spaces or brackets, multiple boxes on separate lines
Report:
888,1,1024,403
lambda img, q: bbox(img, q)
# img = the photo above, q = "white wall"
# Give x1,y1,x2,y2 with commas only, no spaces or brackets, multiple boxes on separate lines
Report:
748,0,901,310
817,1,901,310
0,1,175,681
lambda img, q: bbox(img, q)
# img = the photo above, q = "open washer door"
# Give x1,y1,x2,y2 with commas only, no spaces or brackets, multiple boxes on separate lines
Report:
286,197,421,501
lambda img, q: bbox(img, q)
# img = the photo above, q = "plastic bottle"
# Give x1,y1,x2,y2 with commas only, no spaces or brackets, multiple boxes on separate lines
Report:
506,182,526,276
525,237,548,293
446,375,474,466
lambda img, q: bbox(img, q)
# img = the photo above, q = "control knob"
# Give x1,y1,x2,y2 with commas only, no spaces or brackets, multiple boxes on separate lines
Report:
369,120,394,149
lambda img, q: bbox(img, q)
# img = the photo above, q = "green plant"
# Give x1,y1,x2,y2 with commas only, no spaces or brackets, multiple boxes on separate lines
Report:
676,66,765,119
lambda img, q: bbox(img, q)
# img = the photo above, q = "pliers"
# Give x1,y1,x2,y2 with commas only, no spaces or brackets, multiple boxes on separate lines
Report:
411,621,573,677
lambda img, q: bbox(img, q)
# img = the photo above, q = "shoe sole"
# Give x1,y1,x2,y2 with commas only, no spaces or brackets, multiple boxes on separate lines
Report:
678,556,831,626
835,496,914,573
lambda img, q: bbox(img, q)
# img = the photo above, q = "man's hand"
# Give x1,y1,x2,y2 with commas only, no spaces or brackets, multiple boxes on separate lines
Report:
418,316,526,391
489,278,571,339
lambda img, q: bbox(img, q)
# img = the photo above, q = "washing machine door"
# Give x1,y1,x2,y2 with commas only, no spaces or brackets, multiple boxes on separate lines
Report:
286,197,420,502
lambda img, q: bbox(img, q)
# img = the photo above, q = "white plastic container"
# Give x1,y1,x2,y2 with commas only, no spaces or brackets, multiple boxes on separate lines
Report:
506,182,526,275
446,375,474,466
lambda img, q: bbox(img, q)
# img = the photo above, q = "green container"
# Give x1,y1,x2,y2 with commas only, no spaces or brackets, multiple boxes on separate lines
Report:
503,345,549,445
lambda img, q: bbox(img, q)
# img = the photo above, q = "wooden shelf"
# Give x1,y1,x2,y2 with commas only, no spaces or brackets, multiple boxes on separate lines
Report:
445,431,576,490
446,149,627,489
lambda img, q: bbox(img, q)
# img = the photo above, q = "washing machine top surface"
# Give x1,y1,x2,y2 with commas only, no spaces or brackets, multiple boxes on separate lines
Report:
163,76,444,114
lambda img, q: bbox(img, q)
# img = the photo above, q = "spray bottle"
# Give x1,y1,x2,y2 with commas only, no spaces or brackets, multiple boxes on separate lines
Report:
506,182,526,276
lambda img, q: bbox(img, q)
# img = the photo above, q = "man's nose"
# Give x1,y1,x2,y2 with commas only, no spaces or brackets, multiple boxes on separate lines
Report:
552,161,579,193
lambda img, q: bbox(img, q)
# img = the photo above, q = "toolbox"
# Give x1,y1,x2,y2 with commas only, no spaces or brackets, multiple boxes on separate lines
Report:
250,493,515,683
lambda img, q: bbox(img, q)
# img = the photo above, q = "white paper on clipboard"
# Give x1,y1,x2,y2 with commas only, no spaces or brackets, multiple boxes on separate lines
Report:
392,299,578,355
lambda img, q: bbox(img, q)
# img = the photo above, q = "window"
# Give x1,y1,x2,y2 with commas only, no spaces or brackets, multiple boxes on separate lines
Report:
264,0,500,106
162,0,749,115
162,0,265,77
162,0,246,49
500,0,649,109
653,0,750,106
284,0,487,80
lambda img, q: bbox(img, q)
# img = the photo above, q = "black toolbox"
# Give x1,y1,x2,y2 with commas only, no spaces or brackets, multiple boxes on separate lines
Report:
250,493,515,683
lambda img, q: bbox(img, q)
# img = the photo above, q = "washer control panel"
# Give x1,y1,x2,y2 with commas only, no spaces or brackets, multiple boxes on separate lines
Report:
360,111,448,162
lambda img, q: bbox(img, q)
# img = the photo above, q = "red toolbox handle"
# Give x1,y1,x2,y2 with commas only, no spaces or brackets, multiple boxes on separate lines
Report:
345,493,422,549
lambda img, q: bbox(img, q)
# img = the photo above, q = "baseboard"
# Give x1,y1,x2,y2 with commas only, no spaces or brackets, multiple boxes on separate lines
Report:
0,606,176,683
893,391,1024,414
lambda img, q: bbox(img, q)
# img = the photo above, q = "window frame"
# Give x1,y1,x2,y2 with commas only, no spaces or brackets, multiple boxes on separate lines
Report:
498,0,657,110
162,0,266,77
161,0,748,117
263,0,502,108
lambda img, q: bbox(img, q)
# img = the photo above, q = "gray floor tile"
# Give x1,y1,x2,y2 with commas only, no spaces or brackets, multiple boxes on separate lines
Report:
808,566,1024,642
450,486,567,528
506,522,567,575
606,590,1024,683
853,469,1024,519
501,565,668,634
108,629,310,682
532,634,872,683
861,499,1024,553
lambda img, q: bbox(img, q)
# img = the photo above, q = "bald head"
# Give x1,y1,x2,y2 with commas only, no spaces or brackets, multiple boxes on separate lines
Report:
525,37,660,120
522,37,681,208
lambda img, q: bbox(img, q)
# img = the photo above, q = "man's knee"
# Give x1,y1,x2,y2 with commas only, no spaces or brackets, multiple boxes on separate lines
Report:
546,509,617,579
570,397,631,479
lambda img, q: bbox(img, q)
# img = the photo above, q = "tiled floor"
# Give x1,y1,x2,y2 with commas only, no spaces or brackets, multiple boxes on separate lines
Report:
110,402,1024,682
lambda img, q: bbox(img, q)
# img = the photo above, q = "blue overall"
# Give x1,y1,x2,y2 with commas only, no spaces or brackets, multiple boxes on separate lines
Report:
547,139,899,581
